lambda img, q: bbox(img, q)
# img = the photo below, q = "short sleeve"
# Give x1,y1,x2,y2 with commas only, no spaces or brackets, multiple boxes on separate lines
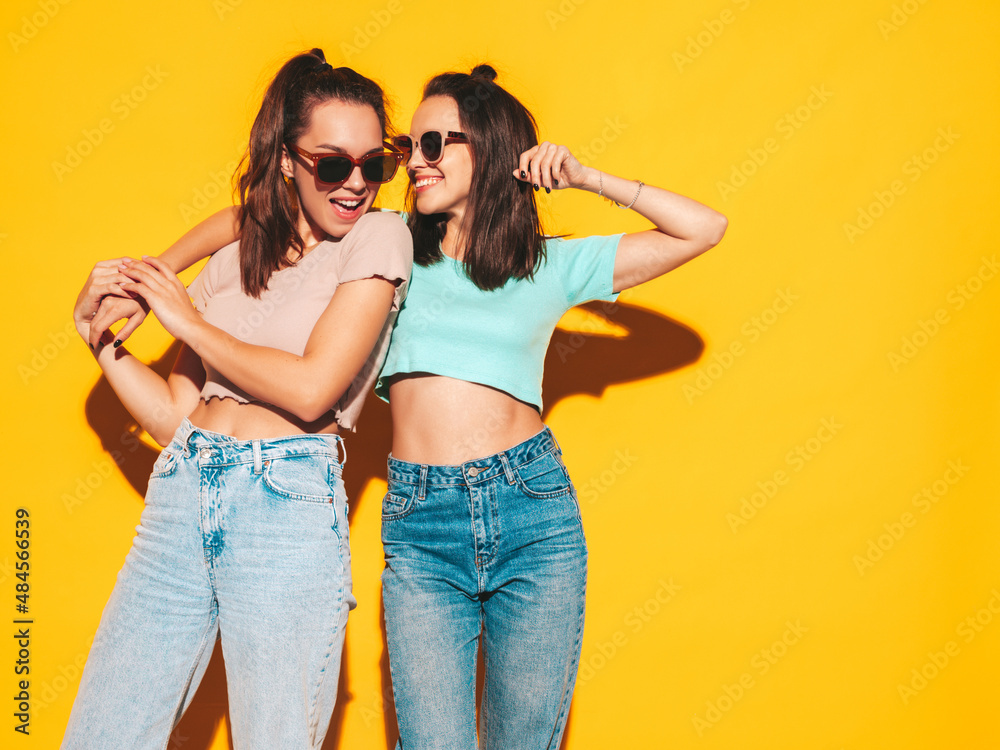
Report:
185,241,238,314
549,233,623,307
338,211,414,311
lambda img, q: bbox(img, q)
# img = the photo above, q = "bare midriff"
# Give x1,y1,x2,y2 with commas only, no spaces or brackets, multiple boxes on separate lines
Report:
387,374,545,465
187,397,340,441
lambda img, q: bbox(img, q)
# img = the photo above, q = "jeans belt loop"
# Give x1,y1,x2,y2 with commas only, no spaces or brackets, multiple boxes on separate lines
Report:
181,420,197,457
252,440,263,474
418,465,428,501
498,453,516,485
338,436,347,467
548,428,562,455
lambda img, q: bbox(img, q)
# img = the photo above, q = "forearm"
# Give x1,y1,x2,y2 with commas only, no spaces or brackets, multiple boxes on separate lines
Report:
89,343,191,445
183,320,351,423
159,206,241,273
177,280,397,423
579,167,727,247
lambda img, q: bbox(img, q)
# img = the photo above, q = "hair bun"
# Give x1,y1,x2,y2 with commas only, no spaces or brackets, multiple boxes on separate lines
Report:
470,64,497,82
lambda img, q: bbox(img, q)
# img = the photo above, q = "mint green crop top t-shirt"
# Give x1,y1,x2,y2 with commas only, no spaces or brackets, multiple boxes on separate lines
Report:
375,232,623,411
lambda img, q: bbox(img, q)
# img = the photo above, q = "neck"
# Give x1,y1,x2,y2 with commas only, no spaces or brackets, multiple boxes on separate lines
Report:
441,210,468,260
292,210,326,260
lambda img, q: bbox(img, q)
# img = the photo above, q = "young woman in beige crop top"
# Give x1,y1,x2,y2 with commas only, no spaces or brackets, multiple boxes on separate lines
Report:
63,50,410,749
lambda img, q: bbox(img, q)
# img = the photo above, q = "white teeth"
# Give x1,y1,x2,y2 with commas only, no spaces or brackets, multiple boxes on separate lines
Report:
415,177,441,188
332,198,362,208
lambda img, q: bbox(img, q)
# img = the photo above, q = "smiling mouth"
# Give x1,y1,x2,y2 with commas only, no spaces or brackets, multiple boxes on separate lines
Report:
330,196,364,209
328,196,367,219
414,177,442,189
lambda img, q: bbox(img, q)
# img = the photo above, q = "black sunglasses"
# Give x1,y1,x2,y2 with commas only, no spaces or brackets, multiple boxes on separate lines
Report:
290,142,404,185
391,130,469,165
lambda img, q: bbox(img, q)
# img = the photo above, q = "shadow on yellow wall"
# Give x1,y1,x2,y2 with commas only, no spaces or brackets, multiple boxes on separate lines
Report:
80,300,703,748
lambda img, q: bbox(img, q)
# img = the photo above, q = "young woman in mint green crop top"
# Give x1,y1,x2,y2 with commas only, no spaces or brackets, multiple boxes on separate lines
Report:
376,64,726,750
89,63,726,749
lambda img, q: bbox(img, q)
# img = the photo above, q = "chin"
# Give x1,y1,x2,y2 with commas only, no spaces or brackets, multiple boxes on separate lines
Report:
323,221,360,240
321,202,372,238
413,195,445,217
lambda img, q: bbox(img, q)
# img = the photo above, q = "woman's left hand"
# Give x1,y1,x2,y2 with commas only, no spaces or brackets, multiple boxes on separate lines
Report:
118,257,203,343
513,141,589,192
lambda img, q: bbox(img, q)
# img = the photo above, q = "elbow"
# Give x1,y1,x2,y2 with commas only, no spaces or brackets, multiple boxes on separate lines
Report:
688,212,728,261
149,415,188,447
289,388,342,424
294,403,331,424
704,212,728,249
277,371,352,423
149,425,179,448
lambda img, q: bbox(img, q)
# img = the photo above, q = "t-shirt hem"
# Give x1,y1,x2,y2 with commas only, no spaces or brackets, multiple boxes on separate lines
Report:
376,364,540,410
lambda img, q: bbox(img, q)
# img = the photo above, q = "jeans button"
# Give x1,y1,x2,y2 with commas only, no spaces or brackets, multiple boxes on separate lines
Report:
200,448,210,459
467,466,482,478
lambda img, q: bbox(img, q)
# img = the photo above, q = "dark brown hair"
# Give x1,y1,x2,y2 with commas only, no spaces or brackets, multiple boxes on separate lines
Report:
407,64,545,291
235,48,390,297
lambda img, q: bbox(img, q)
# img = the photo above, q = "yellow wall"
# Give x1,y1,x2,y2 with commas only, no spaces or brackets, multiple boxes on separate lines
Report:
3,0,998,747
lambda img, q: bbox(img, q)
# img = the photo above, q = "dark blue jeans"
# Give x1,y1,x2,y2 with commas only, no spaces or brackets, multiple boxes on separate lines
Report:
381,427,587,749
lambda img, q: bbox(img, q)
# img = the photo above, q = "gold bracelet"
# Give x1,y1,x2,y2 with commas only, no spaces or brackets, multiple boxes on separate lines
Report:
598,171,613,204
599,172,644,209
620,180,644,210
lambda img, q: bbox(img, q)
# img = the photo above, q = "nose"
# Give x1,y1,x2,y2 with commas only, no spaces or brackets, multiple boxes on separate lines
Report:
343,162,366,192
407,143,427,172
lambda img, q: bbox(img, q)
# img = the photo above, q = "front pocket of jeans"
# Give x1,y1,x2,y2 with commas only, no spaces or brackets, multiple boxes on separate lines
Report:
515,452,572,499
381,485,417,520
149,445,181,479
262,455,334,503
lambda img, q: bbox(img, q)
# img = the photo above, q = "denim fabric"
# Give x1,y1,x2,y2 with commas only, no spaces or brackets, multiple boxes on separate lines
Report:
381,427,587,750
63,418,355,750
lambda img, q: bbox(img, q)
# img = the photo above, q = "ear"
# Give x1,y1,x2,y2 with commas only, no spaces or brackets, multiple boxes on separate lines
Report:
280,145,295,180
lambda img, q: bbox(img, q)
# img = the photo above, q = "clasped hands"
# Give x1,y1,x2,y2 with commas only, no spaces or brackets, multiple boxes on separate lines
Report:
73,257,197,350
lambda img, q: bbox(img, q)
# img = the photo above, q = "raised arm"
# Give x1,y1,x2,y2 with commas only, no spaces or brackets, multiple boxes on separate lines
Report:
516,142,728,292
73,262,205,446
160,206,242,273
89,207,241,348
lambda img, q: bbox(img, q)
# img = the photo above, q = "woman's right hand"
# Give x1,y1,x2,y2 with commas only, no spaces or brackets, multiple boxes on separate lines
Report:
73,259,144,349
513,141,590,192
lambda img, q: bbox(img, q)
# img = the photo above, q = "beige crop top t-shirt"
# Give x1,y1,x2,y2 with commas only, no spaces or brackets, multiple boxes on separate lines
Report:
187,211,413,431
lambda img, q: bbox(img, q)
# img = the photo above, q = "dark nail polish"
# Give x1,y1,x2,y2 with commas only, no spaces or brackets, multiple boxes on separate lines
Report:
545,187,551,194
554,179,560,186
533,184,539,191
520,170,526,179
88,343,94,351
113,339,122,348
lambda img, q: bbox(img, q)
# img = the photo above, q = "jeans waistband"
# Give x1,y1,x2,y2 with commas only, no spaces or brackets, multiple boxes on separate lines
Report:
172,417,346,467
387,427,559,486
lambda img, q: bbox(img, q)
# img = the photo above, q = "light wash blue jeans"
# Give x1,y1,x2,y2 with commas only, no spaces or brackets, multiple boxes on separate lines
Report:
63,418,355,749
381,427,587,750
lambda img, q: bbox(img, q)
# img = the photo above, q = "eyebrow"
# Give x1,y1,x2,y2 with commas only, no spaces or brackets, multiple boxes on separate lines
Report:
315,144,385,155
